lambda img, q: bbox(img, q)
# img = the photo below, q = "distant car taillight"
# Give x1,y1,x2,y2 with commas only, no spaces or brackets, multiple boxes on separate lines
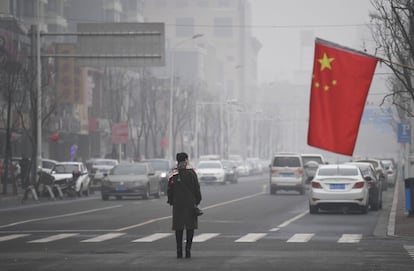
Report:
271,168,278,175
353,181,365,189
295,169,303,175
311,181,322,188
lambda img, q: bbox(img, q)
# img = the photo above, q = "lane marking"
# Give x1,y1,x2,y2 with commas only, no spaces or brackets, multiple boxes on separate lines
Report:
287,233,314,243
235,233,267,242
115,191,265,231
193,233,220,242
337,234,362,243
0,205,123,229
81,233,126,243
28,233,79,243
277,211,308,228
0,234,30,242
269,227,280,232
132,233,172,242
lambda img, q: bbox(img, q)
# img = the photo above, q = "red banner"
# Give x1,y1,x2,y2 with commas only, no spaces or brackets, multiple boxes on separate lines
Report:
112,123,129,144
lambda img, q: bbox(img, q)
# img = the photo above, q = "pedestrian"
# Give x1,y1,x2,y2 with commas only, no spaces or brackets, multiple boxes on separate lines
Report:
167,152,202,259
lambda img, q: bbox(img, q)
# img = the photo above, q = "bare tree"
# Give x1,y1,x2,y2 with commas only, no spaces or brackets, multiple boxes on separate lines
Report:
370,0,414,119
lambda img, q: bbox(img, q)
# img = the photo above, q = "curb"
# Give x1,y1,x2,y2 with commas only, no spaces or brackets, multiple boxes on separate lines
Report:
387,179,399,236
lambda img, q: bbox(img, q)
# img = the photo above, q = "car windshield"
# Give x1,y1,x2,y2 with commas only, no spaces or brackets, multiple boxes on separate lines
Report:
318,167,359,176
145,160,169,171
273,157,300,167
111,164,147,175
197,162,222,169
302,156,323,164
53,164,79,174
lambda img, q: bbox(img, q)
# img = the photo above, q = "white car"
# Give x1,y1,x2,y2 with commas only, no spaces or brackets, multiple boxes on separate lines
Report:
196,160,226,184
309,164,370,214
51,161,91,196
89,159,119,186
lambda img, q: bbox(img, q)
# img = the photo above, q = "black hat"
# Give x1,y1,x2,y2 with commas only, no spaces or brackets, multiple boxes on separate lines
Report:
176,152,188,162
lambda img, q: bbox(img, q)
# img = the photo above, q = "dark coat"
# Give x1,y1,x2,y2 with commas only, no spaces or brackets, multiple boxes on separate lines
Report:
167,163,202,230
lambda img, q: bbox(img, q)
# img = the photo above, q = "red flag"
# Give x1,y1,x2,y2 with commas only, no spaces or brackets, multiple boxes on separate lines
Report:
49,133,59,142
307,38,378,156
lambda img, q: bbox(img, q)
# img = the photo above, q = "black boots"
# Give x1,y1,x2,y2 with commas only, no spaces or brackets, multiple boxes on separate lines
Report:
185,229,194,258
175,230,183,258
176,229,194,258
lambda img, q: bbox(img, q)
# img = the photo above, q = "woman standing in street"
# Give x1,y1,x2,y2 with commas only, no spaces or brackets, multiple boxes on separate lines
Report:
167,152,202,259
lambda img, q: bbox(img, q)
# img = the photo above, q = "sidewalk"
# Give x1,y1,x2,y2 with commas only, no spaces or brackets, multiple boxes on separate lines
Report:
393,178,414,238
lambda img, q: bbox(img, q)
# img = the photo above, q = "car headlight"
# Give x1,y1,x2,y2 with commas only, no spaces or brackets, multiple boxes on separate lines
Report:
160,172,167,178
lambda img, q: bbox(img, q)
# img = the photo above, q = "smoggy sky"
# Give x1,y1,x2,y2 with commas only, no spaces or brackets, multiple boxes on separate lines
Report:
251,0,375,84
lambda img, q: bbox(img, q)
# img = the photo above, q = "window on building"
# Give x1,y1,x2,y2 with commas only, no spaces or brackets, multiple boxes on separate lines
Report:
21,0,35,17
176,17,194,37
214,17,232,37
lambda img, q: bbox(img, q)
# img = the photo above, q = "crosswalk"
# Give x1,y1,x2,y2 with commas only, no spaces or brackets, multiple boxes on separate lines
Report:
0,232,366,244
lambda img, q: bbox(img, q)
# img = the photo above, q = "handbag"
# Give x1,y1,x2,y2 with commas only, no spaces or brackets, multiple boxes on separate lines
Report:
194,206,203,217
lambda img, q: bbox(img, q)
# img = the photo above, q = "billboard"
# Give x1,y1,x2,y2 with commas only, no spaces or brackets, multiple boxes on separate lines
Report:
77,22,165,68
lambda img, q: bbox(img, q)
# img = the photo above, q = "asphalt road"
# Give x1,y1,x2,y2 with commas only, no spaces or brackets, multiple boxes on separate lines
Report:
0,174,413,271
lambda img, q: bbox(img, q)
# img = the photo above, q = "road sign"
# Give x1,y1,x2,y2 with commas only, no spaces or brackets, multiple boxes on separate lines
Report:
112,123,129,144
398,123,410,143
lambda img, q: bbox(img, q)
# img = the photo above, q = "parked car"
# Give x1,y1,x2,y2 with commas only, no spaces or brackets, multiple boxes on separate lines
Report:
345,161,383,210
309,164,370,214
142,158,172,194
222,160,238,183
51,161,91,196
301,153,326,182
41,158,58,174
354,159,388,191
269,153,306,195
195,160,226,184
101,162,161,200
381,159,397,187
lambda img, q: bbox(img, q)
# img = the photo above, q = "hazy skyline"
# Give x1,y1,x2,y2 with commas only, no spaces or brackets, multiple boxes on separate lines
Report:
251,0,375,84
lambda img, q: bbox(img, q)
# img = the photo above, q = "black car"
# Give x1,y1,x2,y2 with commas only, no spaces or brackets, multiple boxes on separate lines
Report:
346,162,383,210
222,160,238,184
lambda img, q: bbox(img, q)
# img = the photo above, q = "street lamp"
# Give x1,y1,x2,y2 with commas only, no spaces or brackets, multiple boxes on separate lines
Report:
168,33,203,160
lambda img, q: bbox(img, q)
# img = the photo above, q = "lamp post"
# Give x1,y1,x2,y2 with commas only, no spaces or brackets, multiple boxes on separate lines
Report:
168,33,203,161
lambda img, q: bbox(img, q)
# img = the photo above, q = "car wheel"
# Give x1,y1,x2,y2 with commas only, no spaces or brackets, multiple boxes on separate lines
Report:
83,184,90,196
143,184,150,199
116,195,122,200
299,187,305,195
370,200,379,211
270,187,276,195
153,184,161,199
102,194,109,200
309,204,318,214
361,204,368,214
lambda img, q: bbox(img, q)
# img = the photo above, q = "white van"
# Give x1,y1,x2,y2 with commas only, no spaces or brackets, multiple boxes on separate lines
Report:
269,153,306,195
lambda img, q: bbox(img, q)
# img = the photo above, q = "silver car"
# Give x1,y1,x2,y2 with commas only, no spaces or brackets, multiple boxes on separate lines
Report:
269,153,306,195
101,163,161,200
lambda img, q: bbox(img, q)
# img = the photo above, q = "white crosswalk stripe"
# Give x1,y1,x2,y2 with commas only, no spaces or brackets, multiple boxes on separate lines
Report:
337,234,362,243
0,232,367,244
235,233,267,242
81,233,126,243
193,233,220,242
286,233,314,243
132,233,173,242
28,233,79,243
404,245,414,261
0,234,30,242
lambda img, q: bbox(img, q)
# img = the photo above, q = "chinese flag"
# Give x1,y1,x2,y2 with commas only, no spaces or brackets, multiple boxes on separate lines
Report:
307,38,378,156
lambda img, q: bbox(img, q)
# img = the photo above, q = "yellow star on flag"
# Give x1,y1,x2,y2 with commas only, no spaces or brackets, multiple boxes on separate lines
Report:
318,53,335,71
